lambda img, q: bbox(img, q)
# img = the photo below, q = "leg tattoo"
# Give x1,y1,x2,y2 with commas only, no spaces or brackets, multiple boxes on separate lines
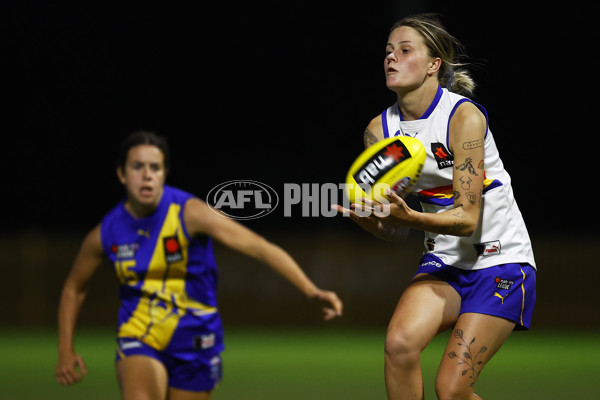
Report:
447,329,488,387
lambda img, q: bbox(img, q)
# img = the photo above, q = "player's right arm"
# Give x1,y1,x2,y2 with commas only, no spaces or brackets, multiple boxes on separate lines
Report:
55,224,104,386
363,115,385,148
334,115,410,241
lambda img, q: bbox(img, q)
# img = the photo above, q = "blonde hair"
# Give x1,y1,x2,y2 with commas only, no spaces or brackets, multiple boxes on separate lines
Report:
391,14,475,97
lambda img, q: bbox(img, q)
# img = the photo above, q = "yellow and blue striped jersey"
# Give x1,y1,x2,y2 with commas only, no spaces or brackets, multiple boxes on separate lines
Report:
100,185,223,361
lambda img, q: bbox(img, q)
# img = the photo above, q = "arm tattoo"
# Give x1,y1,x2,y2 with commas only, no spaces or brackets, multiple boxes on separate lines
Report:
465,192,477,205
462,139,484,150
363,128,378,148
459,176,472,190
442,221,468,235
451,210,465,218
447,329,488,387
456,157,478,176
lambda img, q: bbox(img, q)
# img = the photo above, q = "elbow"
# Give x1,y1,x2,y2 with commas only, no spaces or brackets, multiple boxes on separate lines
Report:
444,216,478,237
456,219,479,237
457,228,475,237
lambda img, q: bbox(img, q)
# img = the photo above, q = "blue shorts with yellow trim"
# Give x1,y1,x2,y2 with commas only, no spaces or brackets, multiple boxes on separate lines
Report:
415,254,536,330
115,337,222,392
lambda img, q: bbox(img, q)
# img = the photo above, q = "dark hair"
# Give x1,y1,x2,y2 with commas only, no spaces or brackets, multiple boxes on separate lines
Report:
391,13,475,97
117,130,170,172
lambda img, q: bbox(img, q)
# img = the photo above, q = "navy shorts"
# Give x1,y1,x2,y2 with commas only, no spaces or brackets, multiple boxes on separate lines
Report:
415,254,536,330
115,338,222,392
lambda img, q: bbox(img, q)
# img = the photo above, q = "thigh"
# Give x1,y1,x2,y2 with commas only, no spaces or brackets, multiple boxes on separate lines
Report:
388,273,462,347
116,355,168,400
436,312,515,395
168,386,213,400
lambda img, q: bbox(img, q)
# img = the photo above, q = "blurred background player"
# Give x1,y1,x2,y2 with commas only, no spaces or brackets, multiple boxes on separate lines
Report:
55,130,343,400
333,14,536,400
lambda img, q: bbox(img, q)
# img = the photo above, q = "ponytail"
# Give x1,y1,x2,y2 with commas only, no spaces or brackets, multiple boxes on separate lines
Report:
392,14,476,97
443,69,475,97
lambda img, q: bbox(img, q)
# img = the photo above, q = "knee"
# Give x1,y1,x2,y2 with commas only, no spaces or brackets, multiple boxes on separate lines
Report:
384,327,422,367
435,375,474,400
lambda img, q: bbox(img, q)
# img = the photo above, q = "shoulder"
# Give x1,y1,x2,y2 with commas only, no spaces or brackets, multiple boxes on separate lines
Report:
367,114,383,131
100,200,126,236
450,101,486,132
81,223,104,257
182,197,218,237
364,114,385,147
448,101,487,151
444,90,486,127
164,185,194,204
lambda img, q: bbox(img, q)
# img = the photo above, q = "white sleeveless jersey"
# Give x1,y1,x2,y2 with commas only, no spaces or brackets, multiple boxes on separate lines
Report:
382,86,535,270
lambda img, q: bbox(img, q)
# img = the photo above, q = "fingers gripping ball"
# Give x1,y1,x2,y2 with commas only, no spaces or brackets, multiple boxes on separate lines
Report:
345,136,426,204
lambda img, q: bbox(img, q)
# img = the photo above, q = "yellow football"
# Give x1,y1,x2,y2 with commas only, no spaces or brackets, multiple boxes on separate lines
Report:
345,136,426,204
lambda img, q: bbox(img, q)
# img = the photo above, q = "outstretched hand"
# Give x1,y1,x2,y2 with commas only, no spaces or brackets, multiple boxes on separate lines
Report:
308,288,343,321
331,190,412,241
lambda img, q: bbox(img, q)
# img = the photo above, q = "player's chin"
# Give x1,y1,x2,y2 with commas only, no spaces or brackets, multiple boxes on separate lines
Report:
385,77,403,89
132,193,160,208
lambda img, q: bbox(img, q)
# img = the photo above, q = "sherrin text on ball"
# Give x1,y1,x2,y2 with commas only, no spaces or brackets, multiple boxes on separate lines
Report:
345,136,425,204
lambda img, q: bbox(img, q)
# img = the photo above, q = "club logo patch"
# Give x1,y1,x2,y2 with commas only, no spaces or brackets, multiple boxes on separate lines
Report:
426,238,436,251
431,142,454,169
163,236,183,264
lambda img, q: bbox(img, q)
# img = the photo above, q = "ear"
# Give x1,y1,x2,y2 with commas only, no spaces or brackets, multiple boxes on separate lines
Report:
116,166,126,184
428,57,442,75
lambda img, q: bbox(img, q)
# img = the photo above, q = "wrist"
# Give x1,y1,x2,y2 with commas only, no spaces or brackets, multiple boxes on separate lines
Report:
304,284,319,299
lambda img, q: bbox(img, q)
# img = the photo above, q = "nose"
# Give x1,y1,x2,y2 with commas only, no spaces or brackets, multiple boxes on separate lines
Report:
142,165,153,180
386,51,397,62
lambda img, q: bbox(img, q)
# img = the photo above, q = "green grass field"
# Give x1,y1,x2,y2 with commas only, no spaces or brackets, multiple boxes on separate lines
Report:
1,327,598,399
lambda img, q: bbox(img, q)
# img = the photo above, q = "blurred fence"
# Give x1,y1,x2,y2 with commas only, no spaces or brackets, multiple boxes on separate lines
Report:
2,228,597,330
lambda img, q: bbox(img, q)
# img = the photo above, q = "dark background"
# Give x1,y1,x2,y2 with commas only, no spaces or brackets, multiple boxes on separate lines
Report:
7,1,597,233
5,1,599,329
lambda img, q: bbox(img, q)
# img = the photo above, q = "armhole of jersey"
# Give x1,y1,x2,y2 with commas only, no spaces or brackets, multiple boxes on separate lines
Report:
180,197,193,241
446,99,490,153
381,109,390,138
99,221,107,255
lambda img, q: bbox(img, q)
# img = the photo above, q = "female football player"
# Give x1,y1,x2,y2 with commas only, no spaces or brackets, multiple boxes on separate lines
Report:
333,14,536,400
55,131,343,400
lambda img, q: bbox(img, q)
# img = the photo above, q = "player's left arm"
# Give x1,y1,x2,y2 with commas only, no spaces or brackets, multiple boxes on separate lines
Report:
183,198,343,320
378,102,486,236
444,101,486,235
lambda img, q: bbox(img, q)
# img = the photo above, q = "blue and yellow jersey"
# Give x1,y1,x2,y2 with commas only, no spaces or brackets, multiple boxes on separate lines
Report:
100,185,223,361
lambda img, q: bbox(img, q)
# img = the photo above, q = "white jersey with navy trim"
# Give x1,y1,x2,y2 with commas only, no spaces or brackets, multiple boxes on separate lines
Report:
382,86,535,270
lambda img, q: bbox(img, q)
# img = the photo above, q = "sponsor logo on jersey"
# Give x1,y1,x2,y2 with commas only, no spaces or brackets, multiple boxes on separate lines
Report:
194,333,216,350
473,240,501,256
353,139,412,185
137,229,151,238
209,355,222,380
420,259,443,268
111,243,139,259
163,236,183,264
494,292,508,304
119,338,143,350
495,277,514,290
431,142,454,169
393,130,419,137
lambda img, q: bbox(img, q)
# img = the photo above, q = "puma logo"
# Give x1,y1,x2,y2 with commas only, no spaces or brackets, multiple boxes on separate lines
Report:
494,292,507,304
137,229,151,238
